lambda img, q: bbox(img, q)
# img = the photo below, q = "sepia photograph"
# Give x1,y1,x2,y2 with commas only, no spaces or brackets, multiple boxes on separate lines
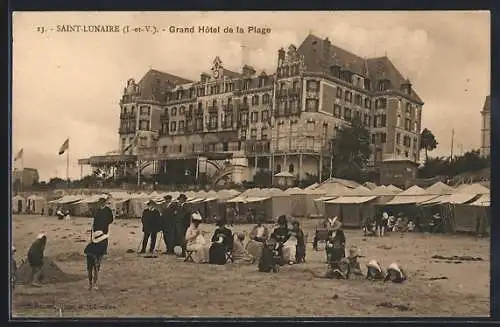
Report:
11,11,490,317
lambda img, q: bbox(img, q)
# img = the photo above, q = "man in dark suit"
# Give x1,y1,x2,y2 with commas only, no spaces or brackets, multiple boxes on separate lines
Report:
160,195,175,254
139,200,162,254
174,194,191,256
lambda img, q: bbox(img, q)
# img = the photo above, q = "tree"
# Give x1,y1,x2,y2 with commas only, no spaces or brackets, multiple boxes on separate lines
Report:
420,128,438,162
330,116,371,182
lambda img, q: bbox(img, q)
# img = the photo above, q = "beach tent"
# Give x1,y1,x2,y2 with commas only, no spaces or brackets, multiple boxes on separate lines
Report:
384,186,439,205
312,184,353,218
287,187,325,218
127,193,150,218
424,181,455,195
12,195,27,214
26,195,47,215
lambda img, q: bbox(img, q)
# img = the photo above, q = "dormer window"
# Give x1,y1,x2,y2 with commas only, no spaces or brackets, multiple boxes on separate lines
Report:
330,65,341,78
378,79,390,91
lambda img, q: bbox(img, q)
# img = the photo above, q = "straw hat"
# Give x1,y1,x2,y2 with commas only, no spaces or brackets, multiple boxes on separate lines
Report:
366,260,382,272
382,212,389,219
387,262,402,275
191,212,203,221
92,230,109,243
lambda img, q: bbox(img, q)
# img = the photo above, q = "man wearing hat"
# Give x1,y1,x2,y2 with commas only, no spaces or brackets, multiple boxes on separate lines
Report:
160,195,175,254
139,199,162,254
92,195,114,244
173,194,191,256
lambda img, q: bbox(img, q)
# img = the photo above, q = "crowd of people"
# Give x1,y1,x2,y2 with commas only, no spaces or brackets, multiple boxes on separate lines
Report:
11,193,407,291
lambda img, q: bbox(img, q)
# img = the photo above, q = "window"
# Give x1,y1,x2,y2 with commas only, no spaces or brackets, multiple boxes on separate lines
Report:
243,96,248,105
363,114,369,126
250,128,257,140
367,116,371,127
209,115,218,129
251,112,259,123
140,137,147,147
344,91,352,103
179,144,182,153
306,99,318,112
344,107,351,121
261,128,268,140
306,121,315,131
131,106,135,114
291,100,299,114
170,121,177,132
179,106,185,115
262,93,271,104
179,120,185,131
364,98,371,109
162,146,167,154
406,103,412,115
240,112,249,126
371,134,376,144
381,114,387,127
195,118,203,130
224,113,233,127
307,80,318,91
121,138,126,149
293,81,299,90
252,95,260,106
289,164,294,173
336,87,343,99
171,107,177,116
355,110,361,120
405,118,411,131
397,114,401,127
354,94,362,106
197,102,202,111
396,132,401,145
241,129,247,139
414,121,418,132
381,133,387,143
262,110,269,122
376,98,387,109
139,120,149,130
276,164,281,173
334,104,341,118
140,105,150,115
396,149,401,156
405,151,409,158
414,137,418,149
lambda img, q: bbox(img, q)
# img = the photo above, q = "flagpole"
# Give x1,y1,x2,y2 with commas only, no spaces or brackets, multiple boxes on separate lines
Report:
20,152,24,193
66,140,70,188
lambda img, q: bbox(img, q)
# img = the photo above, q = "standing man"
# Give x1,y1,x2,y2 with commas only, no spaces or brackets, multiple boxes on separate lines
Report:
174,194,191,256
160,195,175,254
139,200,162,254
92,195,114,254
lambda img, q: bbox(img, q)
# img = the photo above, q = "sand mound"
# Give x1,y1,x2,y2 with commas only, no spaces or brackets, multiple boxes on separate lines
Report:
17,257,86,284
54,251,84,262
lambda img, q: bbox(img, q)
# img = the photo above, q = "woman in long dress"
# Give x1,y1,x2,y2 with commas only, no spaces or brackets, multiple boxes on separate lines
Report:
184,213,210,263
232,232,255,264
270,215,296,265
246,216,269,260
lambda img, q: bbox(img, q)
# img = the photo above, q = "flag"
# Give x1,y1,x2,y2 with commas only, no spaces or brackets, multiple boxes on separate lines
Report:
123,135,138,153
59,138,69,155
14,148,23,161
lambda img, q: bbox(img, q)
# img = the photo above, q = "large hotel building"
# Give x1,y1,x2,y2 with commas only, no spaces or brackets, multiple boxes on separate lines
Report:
79,34,424,186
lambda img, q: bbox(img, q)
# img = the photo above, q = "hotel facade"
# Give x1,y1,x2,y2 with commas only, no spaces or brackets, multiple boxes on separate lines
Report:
79,34,424,186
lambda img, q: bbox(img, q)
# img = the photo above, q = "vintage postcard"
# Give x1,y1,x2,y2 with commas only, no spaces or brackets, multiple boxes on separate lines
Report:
11,11,490,318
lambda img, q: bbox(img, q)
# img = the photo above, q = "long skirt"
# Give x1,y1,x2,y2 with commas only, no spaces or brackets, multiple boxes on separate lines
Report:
282,239,297,262
186,243,210,263
246,240,264,261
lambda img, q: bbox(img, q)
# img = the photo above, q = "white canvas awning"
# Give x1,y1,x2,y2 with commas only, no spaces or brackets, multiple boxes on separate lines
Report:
385,195,439,205
443,193,478,204
326,196,377,204
226,196,246,203
245,196,270,203
418,195,450,205
314,196,336,202
468,194,490,207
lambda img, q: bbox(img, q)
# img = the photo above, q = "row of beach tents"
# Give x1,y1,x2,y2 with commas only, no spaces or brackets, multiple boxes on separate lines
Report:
12,178,490,234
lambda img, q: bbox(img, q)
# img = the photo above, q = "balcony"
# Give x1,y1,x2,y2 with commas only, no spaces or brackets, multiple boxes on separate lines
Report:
238,103,250,112
223,104,234,112
237,119,249,128
118,127,135,134
208,106,219,113
120,112,137,119
159,114,169,121
245,141,271,155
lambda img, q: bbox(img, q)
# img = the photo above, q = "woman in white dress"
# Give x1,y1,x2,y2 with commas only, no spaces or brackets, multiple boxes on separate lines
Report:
184,212,210,263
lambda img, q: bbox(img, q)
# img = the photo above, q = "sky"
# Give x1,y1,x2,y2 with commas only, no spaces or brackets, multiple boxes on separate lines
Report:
12,11,490,181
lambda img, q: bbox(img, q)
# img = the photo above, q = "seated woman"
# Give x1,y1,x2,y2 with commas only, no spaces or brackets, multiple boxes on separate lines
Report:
366,260,385,281
209,217,233,265
290,220,306,263
232,232,255,264
384,262,407,283
184,213,210,263
246,216,269,260
270,215,295,265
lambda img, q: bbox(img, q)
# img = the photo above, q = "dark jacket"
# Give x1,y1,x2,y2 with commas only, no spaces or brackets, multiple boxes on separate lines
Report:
160,202,175,230
291,228,305,247
27,237,47,267
271,226,291,244
142,208,162,233
211,226,234,251
176,202,192,231
84,241,107,258
93,206,114,234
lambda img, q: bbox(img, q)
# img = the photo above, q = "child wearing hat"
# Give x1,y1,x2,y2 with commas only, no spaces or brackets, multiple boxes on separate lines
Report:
84,230,109,290
384,262,407,283
366,260,385,281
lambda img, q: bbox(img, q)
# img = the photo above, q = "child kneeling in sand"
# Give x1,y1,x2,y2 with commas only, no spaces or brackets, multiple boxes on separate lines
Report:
84,230,109,291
